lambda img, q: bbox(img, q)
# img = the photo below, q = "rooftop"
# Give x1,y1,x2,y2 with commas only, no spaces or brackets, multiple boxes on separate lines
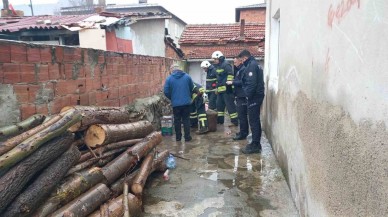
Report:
179,23,265,44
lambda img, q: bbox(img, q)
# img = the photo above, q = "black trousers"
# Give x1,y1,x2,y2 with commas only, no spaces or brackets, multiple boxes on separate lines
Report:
173,105,191,140
190,96,208,129
216,92,238,124
207,91,217,110
236,97,249,137
247,95,264,148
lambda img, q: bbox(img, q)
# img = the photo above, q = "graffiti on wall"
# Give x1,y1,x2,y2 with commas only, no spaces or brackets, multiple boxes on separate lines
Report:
328,0,360,28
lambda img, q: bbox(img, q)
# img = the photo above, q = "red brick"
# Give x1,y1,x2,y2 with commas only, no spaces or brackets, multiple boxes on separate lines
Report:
48,63,60,80
64,47,81,63
40,47,52,63
88,91,96,105
20,103,36,120
36,104,49,115
13,84,29,103
0,64,3,83
100,76,109,88
0,44,11,63
20,64,36,83
27,47,41,62
50,95,71,114
108,87,119,100
95,91,109,104
28,84,41,103
70,94,80,105
79,93,89,105
4,71,21,84
56,80,77,96
109,76,119,88
85,77,101,92
11,44,27,63
119,75,129,86
55,47,64,63
37,64,49,82
119,97,129,106
118,85,128,98
64,63,73,80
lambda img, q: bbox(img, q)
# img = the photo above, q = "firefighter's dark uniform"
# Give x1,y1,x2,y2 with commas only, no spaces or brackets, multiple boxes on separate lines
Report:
233,64,249,138
241,56,265,153
190,83,208,131
215,57,238,125
205,65,217,110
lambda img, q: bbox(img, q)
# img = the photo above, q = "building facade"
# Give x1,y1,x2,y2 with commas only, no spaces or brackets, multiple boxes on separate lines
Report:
264,1,388,216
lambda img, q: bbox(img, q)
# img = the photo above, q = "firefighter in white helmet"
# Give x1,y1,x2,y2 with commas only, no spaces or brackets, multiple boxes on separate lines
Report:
200,60,217,110
211,51,238,126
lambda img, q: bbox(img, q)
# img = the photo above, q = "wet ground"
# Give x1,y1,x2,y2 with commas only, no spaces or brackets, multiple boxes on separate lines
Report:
142,122,298,217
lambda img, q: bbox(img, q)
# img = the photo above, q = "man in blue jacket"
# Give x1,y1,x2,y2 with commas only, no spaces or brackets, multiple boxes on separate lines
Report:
164,64,194,142
238,50,265,154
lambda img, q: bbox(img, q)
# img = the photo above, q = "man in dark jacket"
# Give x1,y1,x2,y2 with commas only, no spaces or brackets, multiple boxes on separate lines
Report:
201,61,217,110
211,51,238,126
164,64,194,142
238,50,265,154
227,57,249,140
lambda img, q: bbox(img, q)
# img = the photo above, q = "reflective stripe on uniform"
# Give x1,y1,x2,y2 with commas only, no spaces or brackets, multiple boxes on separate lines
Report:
216,69,224,73
198,114,207,118
206,78,217,81
227,75,234,81
206,89,216,92
230,113,238,119
217,86,226,92
217,112,224,116
199,87,205,93
199,118,207,127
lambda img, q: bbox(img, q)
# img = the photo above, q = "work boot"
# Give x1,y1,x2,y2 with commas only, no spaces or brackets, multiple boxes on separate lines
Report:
233,133,247,141
228,122,238,127
185,136,192,142
191,124,198,129
196,127,209,135
241,143,261,154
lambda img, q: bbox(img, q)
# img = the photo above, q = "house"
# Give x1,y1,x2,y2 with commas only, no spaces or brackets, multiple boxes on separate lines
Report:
0,11,184,58
264,1,388,217
179,21,265,86
60,3,186,58
235,3,266,23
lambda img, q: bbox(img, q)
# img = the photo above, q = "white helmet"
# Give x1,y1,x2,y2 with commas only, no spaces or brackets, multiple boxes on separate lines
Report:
200,61,211,68
211,51,224,59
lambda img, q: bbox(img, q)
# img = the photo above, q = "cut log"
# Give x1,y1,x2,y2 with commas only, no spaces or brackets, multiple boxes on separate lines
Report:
0,114,45,141
69,148,127,175
131,151,156,195
0,132,74,213
0,114,61,156
84,120,153,148
50,183,111,217
60,106,134,132
0,109,82,175
123,182,130,217
102,131,162,184
32,167,107,217
110,149,169,196
96,138,143,156
88,193,142,217
2,145,80,217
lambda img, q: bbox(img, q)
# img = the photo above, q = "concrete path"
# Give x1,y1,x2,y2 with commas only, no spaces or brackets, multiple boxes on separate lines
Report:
142,123,298,217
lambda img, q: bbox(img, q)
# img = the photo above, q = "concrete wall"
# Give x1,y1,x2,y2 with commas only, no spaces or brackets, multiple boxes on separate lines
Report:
166,18,185,47
131,19,166,57
0,40,176,127
264,0,388,216
188,62,205,87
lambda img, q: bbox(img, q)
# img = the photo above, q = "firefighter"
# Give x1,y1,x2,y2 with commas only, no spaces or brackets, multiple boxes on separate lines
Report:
190,82,209,134
227,56,249,140
238,49,265,154
201,60,217,110
211,51,238,126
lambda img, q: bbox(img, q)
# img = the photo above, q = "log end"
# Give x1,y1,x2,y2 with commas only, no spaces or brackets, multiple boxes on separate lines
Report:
85,125,106,148
131,183,143,195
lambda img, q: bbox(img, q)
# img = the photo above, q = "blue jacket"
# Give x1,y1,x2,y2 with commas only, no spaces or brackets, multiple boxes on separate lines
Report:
242,56,265,98
164,70,194,107
233,64,246,98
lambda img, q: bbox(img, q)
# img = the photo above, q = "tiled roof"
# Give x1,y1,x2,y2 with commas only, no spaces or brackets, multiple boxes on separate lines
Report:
181,44,264,59
179,23,265,44
0,14,94,32
236,3,266,9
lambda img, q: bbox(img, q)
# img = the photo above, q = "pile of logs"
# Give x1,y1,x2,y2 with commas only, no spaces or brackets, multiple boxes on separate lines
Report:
0,106,171,217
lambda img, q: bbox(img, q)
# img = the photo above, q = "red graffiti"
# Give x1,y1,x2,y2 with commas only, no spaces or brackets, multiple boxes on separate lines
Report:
328,0,360,28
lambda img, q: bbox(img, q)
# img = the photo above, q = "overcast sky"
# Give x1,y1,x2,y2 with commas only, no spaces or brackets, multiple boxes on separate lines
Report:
2,0,265,24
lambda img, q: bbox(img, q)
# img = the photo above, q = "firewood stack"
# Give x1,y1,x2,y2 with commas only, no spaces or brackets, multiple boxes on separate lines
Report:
0,106,171,217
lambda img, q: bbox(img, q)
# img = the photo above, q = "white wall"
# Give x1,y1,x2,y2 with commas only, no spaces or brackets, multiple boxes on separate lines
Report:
264,0,388,216
188,62,206,87
79,29,106,50
130,19,166,57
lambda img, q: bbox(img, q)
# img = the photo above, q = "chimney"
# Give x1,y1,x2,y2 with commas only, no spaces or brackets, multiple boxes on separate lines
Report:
139,0,147,3
240,19,245,38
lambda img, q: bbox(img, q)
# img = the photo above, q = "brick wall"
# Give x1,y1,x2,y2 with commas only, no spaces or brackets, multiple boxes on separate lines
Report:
240,9,266,23
0,40,175,125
